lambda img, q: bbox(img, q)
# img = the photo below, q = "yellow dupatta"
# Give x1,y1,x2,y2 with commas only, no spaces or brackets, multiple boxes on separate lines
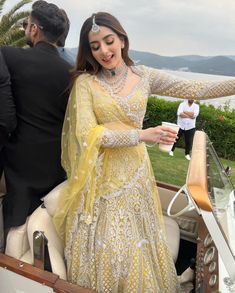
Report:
53,74,105,244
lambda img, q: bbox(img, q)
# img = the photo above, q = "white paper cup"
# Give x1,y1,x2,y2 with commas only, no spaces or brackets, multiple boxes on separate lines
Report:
159,122,179,152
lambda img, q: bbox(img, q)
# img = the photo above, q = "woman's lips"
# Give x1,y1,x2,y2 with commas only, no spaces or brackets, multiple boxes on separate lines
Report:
102,55,113,63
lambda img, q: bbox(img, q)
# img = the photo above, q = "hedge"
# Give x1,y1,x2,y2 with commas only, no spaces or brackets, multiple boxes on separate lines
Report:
144,97,235,160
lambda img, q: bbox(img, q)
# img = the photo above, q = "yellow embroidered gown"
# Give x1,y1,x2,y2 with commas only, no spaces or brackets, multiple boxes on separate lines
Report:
53,66,235,293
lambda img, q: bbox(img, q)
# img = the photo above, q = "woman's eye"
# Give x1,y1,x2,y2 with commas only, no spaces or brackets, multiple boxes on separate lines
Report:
91,46,99,51
106,40,114,45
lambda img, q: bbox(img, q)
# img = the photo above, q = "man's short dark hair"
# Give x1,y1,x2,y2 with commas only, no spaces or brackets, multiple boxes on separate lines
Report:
31,0,66,43
56,9,70,47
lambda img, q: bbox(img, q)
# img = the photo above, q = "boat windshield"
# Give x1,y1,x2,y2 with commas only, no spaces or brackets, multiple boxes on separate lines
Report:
207,135,235,256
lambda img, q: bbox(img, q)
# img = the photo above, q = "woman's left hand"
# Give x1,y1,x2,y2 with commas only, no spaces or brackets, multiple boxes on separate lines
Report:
158,125,178,144
139,125,178,144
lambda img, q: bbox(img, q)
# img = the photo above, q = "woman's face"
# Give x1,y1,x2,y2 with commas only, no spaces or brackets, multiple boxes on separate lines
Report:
88,26,124,70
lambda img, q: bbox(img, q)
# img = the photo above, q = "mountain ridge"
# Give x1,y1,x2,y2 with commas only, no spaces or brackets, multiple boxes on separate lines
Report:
68,48,235,76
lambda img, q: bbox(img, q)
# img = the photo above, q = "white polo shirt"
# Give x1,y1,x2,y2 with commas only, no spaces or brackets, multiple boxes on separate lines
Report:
177,101,200,130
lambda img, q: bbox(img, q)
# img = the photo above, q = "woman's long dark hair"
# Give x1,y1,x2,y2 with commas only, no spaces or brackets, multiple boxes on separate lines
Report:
73,12,134,82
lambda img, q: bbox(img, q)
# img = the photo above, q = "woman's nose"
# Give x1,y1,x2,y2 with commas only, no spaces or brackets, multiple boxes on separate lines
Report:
100,43,108,54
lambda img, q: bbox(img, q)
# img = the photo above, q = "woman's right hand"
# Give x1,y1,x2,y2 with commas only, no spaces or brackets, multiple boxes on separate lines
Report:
139,125,178,145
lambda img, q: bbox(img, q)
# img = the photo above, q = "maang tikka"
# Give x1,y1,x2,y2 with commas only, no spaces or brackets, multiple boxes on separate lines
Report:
91,15,100,34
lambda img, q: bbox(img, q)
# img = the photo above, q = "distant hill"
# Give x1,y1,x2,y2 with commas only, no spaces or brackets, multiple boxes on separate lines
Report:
189,56,235,76
178,55,210,61
68,47,235,76
227,55,235,61
129,50,235,76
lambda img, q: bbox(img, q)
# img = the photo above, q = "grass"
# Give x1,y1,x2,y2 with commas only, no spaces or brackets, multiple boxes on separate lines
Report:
148,146,235,187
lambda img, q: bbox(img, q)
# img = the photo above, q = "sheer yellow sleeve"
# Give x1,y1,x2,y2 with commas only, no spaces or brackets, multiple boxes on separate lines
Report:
102,129,139,147
147,66,235,99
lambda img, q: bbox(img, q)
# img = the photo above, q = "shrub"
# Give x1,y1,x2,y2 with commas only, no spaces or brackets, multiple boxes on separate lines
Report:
144,97,235,160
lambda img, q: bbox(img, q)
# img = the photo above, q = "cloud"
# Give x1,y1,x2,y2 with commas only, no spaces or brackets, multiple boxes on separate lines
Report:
4,0,235,56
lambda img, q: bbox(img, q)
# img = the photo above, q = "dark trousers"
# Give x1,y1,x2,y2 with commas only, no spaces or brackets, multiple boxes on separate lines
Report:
0,150,3,179
171,128,195,155
0,150,4,251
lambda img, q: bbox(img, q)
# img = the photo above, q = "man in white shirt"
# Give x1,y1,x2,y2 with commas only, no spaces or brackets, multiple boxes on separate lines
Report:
169,100,200,160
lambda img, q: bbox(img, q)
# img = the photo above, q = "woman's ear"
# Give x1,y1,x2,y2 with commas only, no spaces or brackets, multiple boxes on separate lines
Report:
120,36,125,49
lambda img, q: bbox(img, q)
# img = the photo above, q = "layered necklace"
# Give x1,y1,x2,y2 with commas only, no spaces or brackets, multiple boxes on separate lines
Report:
99,61,129,95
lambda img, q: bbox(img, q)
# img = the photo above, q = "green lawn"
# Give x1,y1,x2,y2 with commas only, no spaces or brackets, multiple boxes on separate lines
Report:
148,146,235,187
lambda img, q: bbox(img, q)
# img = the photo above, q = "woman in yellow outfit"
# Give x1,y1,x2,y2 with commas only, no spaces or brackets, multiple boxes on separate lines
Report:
54,12,235,293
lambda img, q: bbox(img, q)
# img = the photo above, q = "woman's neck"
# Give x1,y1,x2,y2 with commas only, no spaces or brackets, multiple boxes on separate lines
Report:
101,61,127,79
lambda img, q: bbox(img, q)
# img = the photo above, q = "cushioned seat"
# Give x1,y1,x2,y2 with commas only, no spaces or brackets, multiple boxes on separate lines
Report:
163,215,180,263
5,181,181,281
5,219,29,259
27,205,67,280
5,206,67,280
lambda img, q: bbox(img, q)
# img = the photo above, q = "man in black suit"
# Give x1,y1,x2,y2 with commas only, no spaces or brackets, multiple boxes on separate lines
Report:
1,0,72,230
0,51,16,176
0,51,16,251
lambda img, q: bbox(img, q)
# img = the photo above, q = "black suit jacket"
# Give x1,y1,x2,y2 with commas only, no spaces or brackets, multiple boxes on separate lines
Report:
1,42,72,228
0,51,16,151
0,51,16,177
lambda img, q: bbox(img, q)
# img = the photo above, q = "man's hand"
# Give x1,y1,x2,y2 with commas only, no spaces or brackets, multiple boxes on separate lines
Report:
179,111,195,119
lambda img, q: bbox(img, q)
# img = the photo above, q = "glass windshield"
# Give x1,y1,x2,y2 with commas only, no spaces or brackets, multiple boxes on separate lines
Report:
207,135,235,255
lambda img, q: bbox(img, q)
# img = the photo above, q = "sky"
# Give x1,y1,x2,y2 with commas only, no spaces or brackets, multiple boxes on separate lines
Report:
3,0,235,56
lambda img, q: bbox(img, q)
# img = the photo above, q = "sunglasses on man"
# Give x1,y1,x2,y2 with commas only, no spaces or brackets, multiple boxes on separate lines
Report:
22,19,43,31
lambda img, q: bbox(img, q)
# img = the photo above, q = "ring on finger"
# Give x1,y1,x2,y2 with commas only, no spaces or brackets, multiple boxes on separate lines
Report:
161,131,167,137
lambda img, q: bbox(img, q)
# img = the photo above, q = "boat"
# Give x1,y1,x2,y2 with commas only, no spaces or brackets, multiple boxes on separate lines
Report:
0,130,234,292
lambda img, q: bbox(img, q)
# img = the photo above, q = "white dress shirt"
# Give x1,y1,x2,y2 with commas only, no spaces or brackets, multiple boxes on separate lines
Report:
177,101,200,130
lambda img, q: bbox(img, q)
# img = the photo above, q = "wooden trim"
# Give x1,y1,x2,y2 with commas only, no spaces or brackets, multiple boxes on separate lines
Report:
0,253,58,287
187,131,212,211
0,253,97,293
157,181,181,192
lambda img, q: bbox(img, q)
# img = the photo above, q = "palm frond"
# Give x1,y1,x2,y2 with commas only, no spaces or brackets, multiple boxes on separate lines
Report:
0,0,32,47
3,0,31,18
12,36,27,47
0,11,30,33
0,26,25,46
0,0,7,16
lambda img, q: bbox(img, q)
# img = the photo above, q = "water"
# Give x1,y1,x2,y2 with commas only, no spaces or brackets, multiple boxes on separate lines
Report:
158,69,235,110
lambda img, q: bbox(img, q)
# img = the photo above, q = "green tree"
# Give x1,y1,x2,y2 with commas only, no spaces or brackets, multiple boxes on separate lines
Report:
0,0,32,47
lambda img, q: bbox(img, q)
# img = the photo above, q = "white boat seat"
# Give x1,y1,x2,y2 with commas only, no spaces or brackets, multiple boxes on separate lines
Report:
5,219,29,259
42,181,181,263
27,205,67,280
5,205,67,280
5,181,67,280
163,215,180,263
5,181,180,281
20,249,32,264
